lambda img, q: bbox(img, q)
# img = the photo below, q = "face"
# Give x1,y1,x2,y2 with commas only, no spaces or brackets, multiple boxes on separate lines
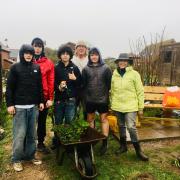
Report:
33,44,43,55
76,45,87,56
117,60,128,69
24,52,33,62
60,52,70,62
90,53,99,64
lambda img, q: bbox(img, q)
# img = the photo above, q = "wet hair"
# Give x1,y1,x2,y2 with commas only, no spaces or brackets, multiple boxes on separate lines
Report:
89,48,99,55
31,37,44,47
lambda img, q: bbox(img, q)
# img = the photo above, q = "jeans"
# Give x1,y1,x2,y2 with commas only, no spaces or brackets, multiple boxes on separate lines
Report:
115,111,138,142
53,99,76,146
54,99,76,125
12,106,37,163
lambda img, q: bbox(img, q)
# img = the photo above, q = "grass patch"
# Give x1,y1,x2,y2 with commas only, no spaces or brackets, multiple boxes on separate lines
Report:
1,114,180,180
0,116,12,174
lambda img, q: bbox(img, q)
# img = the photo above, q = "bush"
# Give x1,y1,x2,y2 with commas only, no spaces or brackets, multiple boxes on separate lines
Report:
0,100,8,127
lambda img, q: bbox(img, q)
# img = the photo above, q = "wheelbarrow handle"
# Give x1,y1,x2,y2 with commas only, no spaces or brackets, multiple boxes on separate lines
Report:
74,146,79,168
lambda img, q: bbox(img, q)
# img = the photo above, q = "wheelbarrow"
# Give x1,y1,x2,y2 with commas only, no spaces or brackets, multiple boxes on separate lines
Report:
56,127,106,179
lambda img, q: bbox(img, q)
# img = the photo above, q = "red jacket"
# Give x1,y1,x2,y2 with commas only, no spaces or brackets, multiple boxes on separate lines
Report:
33,57,54,101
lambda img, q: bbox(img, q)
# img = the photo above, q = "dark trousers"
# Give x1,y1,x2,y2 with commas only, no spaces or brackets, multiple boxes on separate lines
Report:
37,108,48,144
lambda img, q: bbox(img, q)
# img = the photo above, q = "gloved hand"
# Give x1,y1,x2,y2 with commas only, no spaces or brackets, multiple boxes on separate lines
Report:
138,110,144,120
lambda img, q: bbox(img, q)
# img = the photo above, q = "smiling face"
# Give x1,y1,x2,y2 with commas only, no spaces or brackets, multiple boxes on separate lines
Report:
24,52,33,62
90,53,99,64
117,60,128,69
76,45,87,57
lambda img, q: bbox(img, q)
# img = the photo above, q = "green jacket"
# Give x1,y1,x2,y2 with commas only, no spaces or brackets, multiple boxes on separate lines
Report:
110,66,144,112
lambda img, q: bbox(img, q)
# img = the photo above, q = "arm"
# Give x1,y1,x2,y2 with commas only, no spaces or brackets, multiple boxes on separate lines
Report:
46,62,55,107
5,65,16,107
72,66,82,88
134,72,144,110
47,62,55,101
105,66,112,91
38,68,44,111
5,65,16,114
38,67,44,104
82,68,88,89
109,75,114,107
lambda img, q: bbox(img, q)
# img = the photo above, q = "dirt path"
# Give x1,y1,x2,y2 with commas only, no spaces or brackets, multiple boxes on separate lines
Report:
1,132,53,180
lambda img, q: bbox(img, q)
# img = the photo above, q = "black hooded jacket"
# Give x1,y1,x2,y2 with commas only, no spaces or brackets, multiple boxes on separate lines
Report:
54,60,81,102
82,47,112,104
5,45,44,107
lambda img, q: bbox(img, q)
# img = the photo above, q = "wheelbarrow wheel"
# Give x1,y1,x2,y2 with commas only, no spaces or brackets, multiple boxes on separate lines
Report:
78,153,93,177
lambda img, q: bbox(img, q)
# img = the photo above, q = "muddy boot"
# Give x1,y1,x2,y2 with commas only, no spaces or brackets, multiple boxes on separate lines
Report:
99,138,108,155
115,137,128,155
133,142,149,161
177,156,180,162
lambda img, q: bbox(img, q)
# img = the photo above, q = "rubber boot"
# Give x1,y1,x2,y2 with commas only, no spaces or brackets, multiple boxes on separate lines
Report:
99,138,108,155
177,156,180,162
133,142,149,161
115,137,128,155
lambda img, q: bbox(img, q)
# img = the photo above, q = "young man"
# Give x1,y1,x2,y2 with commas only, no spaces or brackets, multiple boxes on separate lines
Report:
6,44,44,172
110,53,149,161
82,47,112,155
52,45,81,148
72,41,88,120
31,37,55,153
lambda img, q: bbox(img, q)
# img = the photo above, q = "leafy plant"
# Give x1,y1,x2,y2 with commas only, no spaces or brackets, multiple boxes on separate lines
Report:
53,120,89,143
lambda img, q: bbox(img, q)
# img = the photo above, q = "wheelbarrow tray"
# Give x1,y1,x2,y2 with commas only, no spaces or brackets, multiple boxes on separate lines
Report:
59,127,106,146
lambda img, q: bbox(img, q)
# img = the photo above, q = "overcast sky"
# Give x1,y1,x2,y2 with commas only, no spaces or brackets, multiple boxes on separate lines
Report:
0,0,180,58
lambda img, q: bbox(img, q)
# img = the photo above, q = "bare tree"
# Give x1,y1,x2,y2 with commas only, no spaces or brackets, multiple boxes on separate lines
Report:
130,28,166,86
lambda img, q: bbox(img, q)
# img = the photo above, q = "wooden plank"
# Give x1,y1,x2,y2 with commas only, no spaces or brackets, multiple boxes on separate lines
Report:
144,103,180,109
144,117,180,121
144,104,163,108
145,93,163,101
144,86,167,93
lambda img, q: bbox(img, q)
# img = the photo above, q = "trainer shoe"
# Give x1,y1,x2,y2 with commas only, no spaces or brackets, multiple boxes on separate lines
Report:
31,158,42,165
13,162,23,172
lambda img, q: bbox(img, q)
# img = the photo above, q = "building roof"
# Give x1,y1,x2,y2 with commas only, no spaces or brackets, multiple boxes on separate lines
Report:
0,42,10,52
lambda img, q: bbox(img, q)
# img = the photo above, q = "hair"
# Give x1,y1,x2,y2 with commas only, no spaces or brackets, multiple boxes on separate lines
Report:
31,37,44,47
57,45,73,60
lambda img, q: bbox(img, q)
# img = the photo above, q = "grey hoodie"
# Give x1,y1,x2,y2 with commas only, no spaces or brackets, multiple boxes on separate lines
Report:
82,47,112,104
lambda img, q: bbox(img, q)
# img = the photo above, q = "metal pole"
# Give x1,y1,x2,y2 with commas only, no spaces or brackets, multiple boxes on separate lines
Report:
0,45,2,106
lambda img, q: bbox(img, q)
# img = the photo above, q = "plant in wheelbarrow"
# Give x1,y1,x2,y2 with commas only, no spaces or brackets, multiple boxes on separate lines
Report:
53,120,105,179
53,119,89,143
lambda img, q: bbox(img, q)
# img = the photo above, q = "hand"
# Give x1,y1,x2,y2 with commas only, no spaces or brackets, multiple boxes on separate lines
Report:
68,72,76,80
59,81,67,91
39,103,44,111
138,110,144,120
46,100,53,108
7,106,15,115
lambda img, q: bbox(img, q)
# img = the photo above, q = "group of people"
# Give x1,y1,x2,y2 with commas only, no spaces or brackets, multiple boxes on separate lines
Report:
5,38,148,172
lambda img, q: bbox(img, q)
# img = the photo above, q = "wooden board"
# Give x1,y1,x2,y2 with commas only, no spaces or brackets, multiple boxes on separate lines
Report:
145,93,163,101
144,86,167,93
144,104,163,108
